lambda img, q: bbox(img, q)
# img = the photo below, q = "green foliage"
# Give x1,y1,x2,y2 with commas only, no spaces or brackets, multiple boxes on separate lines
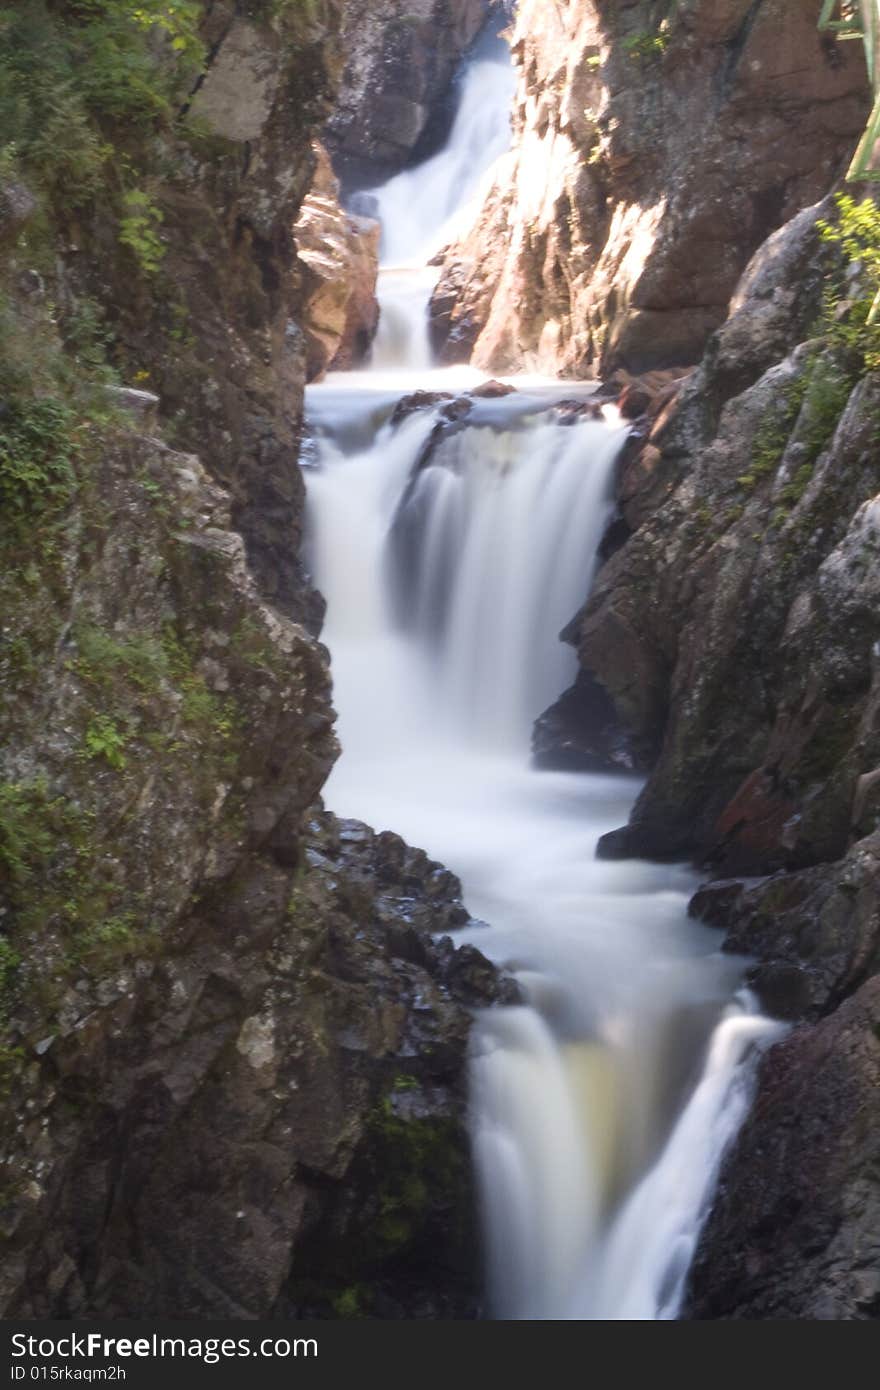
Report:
76,911,137,953
0,939,21,999
0,396,78,521
61,298,119,380
118,189,166,274
0,0,205,275
817,193,880,369
160,626,238,743
73,626,170,694
794,358,852,465
623,28,670,62
0,779,85,904
83,714,128,769
0,2,204,175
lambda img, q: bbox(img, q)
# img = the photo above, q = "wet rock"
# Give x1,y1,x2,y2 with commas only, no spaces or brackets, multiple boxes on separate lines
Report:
470,378,515,398
532,669,644,775
1,784,512,1319
690,833,880,1022
390,390,459,426
687,977,880,1320
324,0,492,187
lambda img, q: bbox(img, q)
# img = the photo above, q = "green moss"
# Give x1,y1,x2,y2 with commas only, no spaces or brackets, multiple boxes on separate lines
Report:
392,1074,419,1091
230,617,286,676
0,779,135,975
365,1097,464,1261
739,377,807,492
73,625,169,695
737,353,852,503
0,1043,26,1099
0,938,21,1012
331,1286,365,1319
0,780,81,901
779,463,816,508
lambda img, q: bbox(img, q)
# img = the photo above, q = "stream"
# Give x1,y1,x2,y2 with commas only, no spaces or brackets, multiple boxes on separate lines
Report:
303,24,783,1320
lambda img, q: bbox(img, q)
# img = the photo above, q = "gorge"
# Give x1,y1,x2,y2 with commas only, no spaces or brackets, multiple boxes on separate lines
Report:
1,0,880,1324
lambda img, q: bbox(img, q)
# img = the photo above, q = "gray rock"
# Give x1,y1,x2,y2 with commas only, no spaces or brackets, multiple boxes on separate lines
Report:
687,977,880,1320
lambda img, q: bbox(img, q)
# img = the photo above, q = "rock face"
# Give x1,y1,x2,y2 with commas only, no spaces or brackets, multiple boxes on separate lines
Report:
430,0,870,376
2,785,509,1318
687,978,880,1320
574,200,880,872
550,158,880,1318
0,383,509,1317
295,144,380,380
690,831,880,1023
57,2,347,621
0,6,512,1322
324,0,494,188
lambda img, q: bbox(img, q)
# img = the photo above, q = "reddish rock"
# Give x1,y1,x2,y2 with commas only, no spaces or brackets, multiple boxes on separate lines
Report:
295,143,380,380
431,0,869,377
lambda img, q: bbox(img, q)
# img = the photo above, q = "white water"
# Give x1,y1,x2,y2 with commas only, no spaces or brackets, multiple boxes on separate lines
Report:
304,29,784,1320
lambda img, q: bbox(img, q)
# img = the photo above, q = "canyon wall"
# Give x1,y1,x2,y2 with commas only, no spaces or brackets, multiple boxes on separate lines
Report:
555,171,880,1323
324,0,495,188
430,0,870,377
0,0,505,1318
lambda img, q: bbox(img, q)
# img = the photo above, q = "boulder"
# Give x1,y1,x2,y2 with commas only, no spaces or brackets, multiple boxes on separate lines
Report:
294,144,380,380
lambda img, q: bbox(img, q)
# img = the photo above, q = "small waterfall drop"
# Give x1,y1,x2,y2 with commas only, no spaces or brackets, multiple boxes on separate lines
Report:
303,25,783,1320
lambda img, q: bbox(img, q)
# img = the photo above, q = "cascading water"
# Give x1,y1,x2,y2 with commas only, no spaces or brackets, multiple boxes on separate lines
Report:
304,25,784,1320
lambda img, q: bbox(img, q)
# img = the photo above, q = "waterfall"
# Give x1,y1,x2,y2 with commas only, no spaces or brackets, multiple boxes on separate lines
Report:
303,26,783,1321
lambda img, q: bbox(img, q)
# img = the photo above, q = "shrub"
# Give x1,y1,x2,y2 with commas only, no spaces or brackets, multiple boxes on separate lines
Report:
0,396,78,519
817,193,880,369
83,715,128,769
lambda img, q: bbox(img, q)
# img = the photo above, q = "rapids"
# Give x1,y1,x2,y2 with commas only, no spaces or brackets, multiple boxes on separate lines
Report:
303,23,783,1320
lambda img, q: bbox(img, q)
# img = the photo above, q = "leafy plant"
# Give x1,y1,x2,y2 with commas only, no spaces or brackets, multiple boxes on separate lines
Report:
623,29,670,62
83,714,128,769
0,779,89,909
817,193,880,369
0,396,78,519
118,188,166,274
